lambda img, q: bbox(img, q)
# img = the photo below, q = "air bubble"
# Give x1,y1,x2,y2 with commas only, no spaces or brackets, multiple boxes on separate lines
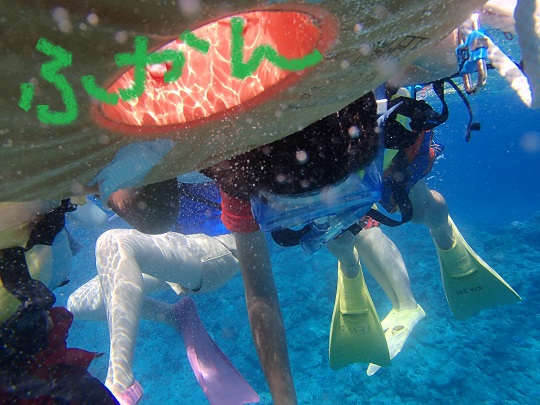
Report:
51,7,73,34
136,201,148,210
300,179,310,189
520,132,540,153
276,173,286,183
99,134,110,145
353,23,363,35
348,126,360,138
87,12,99,26
296,150,308,163
359,44,371,56
177,0,201,18
373,5,390,20
115,31,129,44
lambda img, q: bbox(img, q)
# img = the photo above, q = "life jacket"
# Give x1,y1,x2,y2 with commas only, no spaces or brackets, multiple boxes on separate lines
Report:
383,82,448,150
360,82,449,228
380,129,444,213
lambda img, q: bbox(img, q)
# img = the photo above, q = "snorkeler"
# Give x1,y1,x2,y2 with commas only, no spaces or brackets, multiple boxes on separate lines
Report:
72,109,376,403
381,85,520,317
67,176,259,405
328,219,428,377
0,200,118,403
354,84,522,374
324,227,401,371
201,91,385,404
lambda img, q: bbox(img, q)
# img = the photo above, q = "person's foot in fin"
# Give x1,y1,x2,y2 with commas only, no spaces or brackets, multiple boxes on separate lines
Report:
328,260,390,370
366,305,426,376
174,297,260,405
435,216,521,320
114,381,143,405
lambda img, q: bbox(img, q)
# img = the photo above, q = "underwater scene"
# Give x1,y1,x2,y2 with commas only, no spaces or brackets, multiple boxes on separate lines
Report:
54,36,540,405
60,88,540,405
1,1,539,404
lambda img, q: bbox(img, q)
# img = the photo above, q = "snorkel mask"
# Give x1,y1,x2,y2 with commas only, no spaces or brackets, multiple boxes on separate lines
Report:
251,106,396,254
252,155,382,253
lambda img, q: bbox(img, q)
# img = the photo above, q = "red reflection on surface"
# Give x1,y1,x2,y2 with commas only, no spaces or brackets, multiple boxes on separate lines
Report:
96,10,334,135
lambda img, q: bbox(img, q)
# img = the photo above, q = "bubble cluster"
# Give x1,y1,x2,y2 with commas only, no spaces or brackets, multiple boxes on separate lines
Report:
51,7,72,34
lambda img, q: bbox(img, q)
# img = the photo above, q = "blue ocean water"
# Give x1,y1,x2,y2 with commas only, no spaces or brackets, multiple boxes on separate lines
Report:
55,43,540,404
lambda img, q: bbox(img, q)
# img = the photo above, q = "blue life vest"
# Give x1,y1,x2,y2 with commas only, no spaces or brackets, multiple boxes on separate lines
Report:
174,182,228,236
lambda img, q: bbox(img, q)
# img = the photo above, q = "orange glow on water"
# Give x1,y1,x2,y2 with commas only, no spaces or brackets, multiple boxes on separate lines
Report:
97,11,325,134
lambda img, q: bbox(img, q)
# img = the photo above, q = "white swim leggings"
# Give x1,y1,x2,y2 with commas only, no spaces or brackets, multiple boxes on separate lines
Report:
67,229,240,321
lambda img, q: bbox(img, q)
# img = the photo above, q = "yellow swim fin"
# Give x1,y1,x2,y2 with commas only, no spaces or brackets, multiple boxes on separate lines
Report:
328,262,390,370
435,217,521,321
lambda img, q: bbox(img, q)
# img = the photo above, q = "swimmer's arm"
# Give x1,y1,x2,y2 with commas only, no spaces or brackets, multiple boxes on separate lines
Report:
234,230,297,405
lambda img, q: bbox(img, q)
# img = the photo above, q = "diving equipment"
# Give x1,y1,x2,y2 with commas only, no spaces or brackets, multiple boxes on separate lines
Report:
175,297,260,405
435,216,521,320
366,305,426,376
252,158,382,254
328,261,390,369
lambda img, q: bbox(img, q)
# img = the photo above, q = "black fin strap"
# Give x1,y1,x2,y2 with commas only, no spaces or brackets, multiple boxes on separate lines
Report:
432,80,449,127
445,79,481,142
271,226,311,247
26,199,76,251
365,183,414,227
346,223,364,235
